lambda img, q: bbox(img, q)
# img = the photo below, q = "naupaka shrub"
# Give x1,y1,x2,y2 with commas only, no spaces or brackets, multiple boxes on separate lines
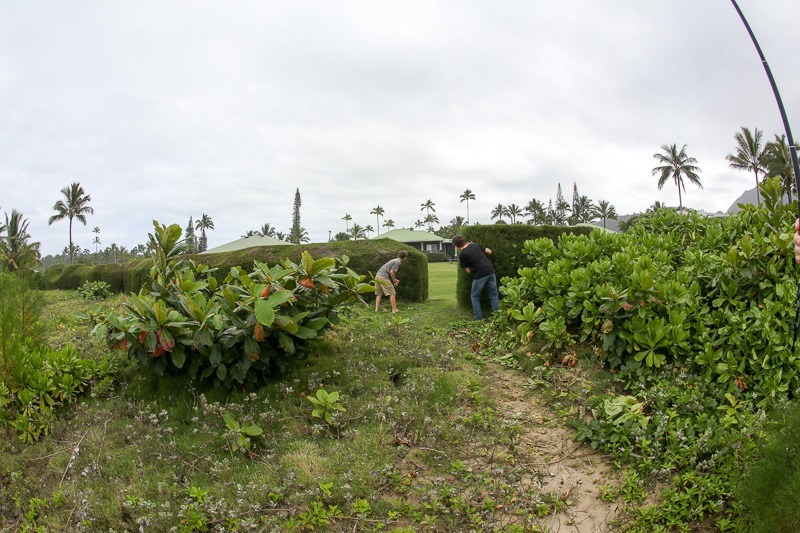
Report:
502,177,800,406
84,221,375,388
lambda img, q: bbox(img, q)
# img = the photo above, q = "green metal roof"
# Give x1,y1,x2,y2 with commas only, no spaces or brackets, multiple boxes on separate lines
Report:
371,228,451,243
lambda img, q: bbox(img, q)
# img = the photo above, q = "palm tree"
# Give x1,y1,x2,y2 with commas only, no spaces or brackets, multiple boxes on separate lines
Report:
276,231,288,242
383,219,396,231
570,196,596,224
524,198,547,225
726,127,766,205
459,189,476,224
364,224,374,238
48,182,94,264
241,230,258,238
289,226,310,244
350,224,366,240
764,134,796,204
490,203,506,223
647,201,666,213
652,143,703,211
420,199,436,219
342,214,352,232
92,226,101,253
0,209,41,271
594,200,617,229
370,206,385,235
259,223,277,237
423,214,439,232
449,215,466,236
414,219,425,229
195,214,214,252
506,203,524,224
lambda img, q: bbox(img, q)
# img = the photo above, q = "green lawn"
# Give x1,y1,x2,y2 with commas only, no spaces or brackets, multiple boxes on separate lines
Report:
394,261,472,327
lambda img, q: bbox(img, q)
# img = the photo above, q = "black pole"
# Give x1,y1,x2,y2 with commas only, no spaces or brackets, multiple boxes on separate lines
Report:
729,0,800,349
730,0,800,209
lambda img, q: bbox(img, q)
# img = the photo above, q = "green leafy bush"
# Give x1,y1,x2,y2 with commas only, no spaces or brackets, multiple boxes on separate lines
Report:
76,280,112,300
497,177,799,529
457,224,593,311
502,178,799,401
2,343,115,442
84,221,375,388
0,272,114,442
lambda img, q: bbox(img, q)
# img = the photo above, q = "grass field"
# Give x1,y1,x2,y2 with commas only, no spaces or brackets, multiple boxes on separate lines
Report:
0,263,508,531
391,261,473,327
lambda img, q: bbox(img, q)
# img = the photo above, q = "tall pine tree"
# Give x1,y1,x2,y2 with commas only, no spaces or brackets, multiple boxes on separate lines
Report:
288,188,309,244
185,216,196,254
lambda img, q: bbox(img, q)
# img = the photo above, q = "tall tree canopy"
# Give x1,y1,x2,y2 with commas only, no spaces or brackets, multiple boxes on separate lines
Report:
652,143,703,210
459,189,475,224
726,126,766,205
48,182,93,264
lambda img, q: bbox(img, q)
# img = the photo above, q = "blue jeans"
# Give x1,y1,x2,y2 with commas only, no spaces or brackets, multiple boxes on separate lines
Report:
471,274,499,320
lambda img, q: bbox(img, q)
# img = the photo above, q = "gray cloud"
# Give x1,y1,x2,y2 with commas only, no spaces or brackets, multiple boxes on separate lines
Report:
1,0,798,256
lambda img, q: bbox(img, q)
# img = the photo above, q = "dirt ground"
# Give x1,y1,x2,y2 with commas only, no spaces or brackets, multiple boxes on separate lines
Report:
481,362,623,532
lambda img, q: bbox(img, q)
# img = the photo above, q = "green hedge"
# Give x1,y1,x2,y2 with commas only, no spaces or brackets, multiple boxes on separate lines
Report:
456,224,594,312
190,240,428,303
43,240,429,303
42,263,124,292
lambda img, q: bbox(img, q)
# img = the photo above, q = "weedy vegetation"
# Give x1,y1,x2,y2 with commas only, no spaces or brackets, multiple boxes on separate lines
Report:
2,182,800,531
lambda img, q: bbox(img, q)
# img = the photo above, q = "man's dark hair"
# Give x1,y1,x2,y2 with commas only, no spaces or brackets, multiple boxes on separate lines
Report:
398,250,408,259
452,235,465,248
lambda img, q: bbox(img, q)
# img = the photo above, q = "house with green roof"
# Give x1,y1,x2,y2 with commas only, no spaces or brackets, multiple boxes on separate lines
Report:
371,229,455,258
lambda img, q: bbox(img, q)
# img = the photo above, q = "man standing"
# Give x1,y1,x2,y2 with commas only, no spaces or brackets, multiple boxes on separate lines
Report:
375,250,407,313
453,235,499,320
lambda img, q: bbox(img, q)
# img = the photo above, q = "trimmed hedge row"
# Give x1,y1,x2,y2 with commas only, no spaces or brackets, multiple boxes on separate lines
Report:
456,224,594,311
42,239,429,303
42,263,126,293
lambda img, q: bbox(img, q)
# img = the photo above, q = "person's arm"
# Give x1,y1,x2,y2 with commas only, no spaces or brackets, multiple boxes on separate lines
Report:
794,218,800,263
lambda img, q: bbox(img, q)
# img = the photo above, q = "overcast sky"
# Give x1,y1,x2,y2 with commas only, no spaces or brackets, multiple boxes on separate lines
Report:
2,1,799,257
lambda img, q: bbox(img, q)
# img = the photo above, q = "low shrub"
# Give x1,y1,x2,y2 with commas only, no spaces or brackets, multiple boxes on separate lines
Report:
76,280,112,300
84,222,376,388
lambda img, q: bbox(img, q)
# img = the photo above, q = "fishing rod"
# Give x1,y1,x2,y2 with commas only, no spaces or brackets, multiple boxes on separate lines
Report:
728,0,800,348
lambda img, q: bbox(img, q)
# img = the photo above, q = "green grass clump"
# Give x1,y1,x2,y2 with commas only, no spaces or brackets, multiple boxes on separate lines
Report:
736,400,800,533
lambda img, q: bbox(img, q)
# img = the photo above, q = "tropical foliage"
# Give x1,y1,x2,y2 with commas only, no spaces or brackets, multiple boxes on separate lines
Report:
652,143,703,210
0,209,41,272
84,221,374,388
496,177,797,529
47,182,94,264
727,126,767,205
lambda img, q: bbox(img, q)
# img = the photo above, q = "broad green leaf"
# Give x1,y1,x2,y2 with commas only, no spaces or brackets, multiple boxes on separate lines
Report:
267,290,295,307
242,424,263,437
274,314,299,334
254,299,276,327
277,332,295,354
305,317,328,331
223,412,239,431
294,326,318,339
170,345,186,369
